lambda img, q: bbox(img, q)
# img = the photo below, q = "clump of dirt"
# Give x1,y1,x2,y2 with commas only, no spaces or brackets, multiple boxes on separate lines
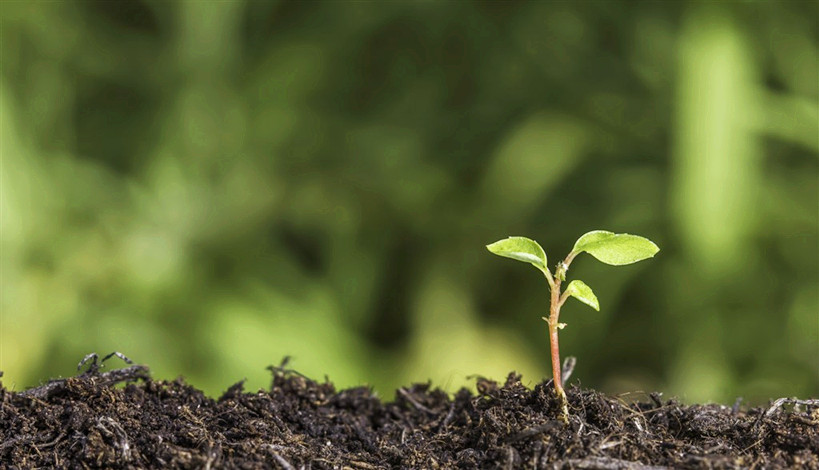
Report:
1,356,817,469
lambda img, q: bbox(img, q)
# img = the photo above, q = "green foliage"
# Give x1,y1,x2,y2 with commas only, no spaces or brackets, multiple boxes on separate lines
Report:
485,237,548,274
565,280,599,312
572,231,660,266
487,231,658,311
487,231,657,314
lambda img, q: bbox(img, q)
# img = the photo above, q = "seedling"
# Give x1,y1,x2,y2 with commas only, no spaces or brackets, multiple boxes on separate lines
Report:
486,230,659,422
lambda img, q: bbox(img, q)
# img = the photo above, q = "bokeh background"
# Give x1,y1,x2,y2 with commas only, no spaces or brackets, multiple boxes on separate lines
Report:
1,1,817,405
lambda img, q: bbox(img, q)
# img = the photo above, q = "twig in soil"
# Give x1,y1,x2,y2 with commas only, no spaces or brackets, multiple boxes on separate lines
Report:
19,364,150,400
265,447,295,470
96,416,133,461
78,351,133,375
397,387,434,414
94,365,150,388
731,397,743,414
349,461,380,469
203,442,221,470
35,431,66,450
561,356,576,384
503,421,560,444
441,402,456,429
560,456,671,470
764,397,819,417
267,356,311,380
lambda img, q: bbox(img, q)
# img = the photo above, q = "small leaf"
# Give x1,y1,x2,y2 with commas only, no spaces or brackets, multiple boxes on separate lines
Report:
572,230,659,266
565,280,599,311
486,236,548,272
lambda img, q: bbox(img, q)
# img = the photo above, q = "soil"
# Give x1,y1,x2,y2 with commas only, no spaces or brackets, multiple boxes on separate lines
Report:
1,355,817,469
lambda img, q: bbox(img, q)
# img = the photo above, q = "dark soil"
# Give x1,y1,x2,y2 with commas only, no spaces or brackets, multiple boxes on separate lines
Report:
1,356,817,469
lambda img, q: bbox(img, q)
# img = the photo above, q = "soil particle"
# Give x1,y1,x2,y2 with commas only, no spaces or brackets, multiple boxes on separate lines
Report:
1,360,816,469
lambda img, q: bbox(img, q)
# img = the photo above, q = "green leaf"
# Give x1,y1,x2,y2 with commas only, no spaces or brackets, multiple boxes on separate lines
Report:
572,230,660,266
486,236,548,272
565,280,599,311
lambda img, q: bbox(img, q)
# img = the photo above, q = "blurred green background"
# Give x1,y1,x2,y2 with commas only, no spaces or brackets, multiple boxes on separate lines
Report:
1,1,817,405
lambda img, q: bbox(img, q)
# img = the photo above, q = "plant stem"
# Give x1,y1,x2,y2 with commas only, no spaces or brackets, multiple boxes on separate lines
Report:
548,259,570,423
549,277,563,393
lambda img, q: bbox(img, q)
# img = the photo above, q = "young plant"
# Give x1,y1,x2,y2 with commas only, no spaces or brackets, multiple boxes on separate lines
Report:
486,230,659,422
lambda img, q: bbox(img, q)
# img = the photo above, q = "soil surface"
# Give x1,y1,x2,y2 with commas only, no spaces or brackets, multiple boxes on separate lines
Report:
1,355,817,469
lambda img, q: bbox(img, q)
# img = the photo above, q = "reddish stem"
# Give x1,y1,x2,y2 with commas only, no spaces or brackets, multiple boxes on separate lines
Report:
547,253,575,423
549,276,563,394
